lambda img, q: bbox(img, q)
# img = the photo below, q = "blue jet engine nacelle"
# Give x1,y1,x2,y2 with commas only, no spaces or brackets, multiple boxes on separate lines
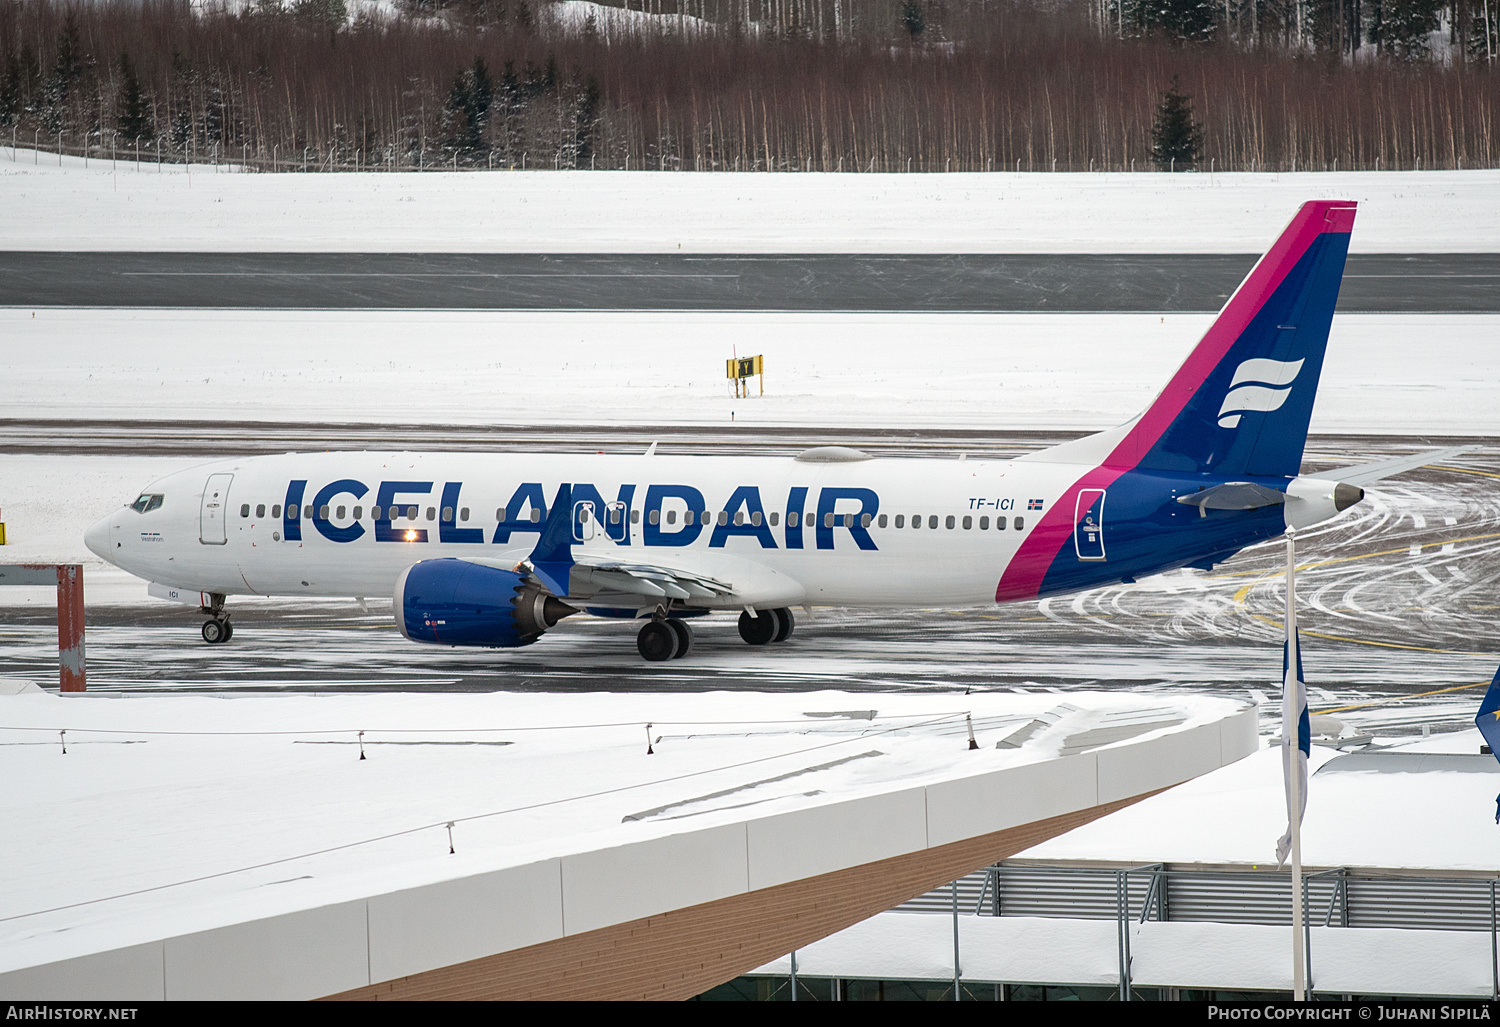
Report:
395,559,577,648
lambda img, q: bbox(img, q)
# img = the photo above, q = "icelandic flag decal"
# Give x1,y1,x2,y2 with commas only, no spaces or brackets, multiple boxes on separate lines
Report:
1474,665,1500,823
1027,499,1044,511
1275,628,1311,868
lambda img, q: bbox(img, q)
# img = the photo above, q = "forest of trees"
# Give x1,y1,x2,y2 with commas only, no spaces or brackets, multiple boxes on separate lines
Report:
0,0,1495,172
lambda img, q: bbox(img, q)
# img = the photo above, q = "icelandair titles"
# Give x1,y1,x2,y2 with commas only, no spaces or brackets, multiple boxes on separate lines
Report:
280,480,882,551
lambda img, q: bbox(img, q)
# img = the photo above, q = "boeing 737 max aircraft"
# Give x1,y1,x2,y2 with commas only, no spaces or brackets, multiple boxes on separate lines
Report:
84,200,1459,661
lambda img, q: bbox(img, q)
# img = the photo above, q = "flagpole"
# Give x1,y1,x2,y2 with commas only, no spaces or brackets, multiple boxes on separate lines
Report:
1286,529,1306,1001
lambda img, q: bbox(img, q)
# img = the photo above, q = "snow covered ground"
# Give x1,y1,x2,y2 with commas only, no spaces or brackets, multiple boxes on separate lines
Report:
1,149,1495,253
2,308,1493,433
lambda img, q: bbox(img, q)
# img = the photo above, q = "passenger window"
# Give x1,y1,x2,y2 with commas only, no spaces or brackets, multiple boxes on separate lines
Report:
928,515,938,529
319,505,330,519
426,507,435,521
442,507,453,522
610,508,621,525
788,512,798,528
996,516,1006,530
495,507,505,521
750,511,762,526
913,514,922,529
240,504,250,518
962,515,971,529
1014,516,1024,530
734,511,744,526
336,505,346,519
946,515,955,529
824,513,834,528
461,507,469,521
530,508,542,523
256,504,266,518
288,504,299,520
895,514,905,528
353,506,362,519
372,506,382,519
631,509,640,524
666,510,676,525
979,516,989,529
769,511,779,526
650,509,661,525
719,511,729,527
861,513,872,528
272,505,281,518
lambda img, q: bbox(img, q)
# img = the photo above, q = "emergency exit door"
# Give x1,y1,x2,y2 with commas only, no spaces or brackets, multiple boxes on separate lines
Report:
200,473,233,545
1074,488,1106,561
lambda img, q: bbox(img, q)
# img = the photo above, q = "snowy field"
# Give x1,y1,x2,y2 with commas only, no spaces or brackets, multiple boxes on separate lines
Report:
2,308,1494,433
1,150,1496,253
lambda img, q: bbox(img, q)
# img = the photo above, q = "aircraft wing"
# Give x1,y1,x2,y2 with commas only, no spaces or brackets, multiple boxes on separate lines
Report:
558,555,735,603
519,483,804,611
1319,445,1477,487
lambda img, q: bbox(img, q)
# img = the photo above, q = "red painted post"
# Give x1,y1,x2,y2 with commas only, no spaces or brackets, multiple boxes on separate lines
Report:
56,564,85,692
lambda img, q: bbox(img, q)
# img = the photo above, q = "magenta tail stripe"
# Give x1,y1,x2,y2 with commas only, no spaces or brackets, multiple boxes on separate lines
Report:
995,200,1357,604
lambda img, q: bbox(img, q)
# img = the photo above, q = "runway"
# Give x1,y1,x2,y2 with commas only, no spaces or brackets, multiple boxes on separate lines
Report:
4,252,1499,311
2,431,1494,739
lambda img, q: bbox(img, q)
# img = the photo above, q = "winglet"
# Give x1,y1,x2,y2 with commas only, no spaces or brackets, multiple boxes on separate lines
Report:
527,483,575,597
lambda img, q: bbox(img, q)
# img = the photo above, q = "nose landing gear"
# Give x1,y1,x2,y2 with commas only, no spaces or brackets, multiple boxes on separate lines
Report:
198,594,233,645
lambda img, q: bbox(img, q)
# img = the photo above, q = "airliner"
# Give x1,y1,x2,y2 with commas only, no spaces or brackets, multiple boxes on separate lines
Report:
84,200,1455,661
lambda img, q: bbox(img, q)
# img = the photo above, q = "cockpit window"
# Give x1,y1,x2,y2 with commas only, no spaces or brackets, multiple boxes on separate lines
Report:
131,494,164,514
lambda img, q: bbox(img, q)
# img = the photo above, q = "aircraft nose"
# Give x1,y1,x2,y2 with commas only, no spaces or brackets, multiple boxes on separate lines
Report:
84,514,114,559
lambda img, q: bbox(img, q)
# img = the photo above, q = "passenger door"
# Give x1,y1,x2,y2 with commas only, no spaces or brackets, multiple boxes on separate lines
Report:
200,473,233,545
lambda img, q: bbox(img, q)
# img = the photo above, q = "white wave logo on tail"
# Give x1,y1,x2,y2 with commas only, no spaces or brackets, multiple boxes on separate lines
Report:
1217,357,1305,429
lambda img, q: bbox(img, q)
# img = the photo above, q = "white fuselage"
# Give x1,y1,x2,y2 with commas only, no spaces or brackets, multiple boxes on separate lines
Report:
87,450,1084,609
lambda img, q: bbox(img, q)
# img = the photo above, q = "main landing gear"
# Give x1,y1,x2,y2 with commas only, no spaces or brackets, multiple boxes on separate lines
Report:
634,606,795,662
738,607,795,646
637,613,693,662
199,594,233,645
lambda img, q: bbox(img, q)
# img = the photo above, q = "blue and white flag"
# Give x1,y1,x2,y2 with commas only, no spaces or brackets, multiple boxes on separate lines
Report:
1474,664,1500,823
1275,629,1310,868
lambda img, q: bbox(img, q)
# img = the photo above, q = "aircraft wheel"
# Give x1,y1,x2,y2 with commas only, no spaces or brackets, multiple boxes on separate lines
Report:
666,618,693,659
637,620,680,662
201,618,229,645
772,607,795,643
737,609,777,646
222,619,234,642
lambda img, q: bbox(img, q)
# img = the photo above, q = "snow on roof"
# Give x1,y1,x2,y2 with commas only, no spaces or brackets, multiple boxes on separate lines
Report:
0,687,1246,977
1019,728,1500,872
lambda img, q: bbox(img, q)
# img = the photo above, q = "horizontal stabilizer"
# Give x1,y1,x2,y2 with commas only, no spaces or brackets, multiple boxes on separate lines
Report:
1322,445,1478,487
